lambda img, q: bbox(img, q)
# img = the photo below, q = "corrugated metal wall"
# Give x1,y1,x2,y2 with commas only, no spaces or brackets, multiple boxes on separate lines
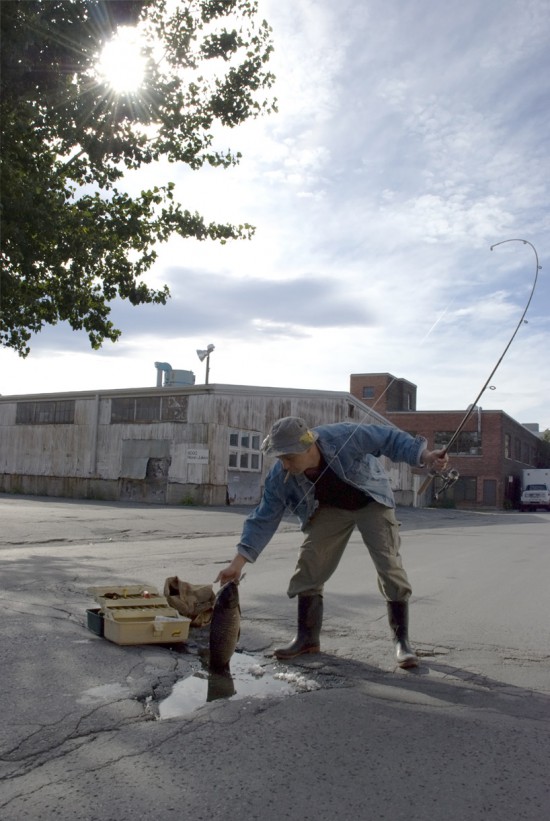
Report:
0,387,414,506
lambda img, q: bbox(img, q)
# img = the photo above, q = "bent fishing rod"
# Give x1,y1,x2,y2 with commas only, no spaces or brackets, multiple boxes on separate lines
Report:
280,237,540,511
418,238,541,499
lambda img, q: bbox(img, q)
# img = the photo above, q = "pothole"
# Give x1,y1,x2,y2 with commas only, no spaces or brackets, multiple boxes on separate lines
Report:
157,651,320,719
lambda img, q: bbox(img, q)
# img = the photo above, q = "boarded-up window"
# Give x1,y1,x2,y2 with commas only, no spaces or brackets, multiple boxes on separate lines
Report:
16,400,75,425
162,395,188,421
120,439,171,478
111,395,188,423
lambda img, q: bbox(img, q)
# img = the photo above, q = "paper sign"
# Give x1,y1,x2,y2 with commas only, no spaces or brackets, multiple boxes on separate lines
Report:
187,448,209,464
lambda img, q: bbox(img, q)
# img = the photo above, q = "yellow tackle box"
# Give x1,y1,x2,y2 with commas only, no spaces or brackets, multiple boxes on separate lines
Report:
87,584,191,645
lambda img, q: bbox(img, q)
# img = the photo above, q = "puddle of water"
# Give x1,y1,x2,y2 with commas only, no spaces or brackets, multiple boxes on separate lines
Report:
158,651,320,719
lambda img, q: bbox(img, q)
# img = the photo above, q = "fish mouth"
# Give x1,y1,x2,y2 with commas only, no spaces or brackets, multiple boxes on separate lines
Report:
215,580,241,608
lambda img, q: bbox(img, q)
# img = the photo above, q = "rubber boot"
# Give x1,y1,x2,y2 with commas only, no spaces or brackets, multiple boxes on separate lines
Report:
387,600,418,669
274,594,323,660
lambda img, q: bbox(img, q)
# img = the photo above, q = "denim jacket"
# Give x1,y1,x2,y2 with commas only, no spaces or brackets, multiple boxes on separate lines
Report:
237,423,427,562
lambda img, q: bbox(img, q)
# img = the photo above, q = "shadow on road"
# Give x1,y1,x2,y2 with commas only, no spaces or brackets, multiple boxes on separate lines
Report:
287,650,550,722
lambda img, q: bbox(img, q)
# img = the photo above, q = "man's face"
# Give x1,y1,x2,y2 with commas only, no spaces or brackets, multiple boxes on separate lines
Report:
278,444,321,475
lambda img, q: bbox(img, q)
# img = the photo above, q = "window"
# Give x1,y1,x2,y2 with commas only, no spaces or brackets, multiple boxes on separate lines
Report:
362,386,375,399
514,438,521,460
16,400,75,425
482,479,497,506
504,433,511,459
435,475,476,503
111,395,188,423
228,429,262,472
162,395,189,422
434,431,482,455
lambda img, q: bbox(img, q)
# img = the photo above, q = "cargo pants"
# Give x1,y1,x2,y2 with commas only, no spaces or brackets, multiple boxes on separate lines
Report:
286,502,412,602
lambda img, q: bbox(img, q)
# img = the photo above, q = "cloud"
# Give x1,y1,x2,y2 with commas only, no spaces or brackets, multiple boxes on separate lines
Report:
23,268,375,356
159,268,374,331
2,0,549,430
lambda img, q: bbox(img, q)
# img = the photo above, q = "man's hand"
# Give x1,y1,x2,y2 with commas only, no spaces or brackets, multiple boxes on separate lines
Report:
215,553,248,586
421,448,449,472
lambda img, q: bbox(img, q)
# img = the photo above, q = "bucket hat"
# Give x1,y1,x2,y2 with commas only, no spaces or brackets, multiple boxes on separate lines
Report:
261,416,318,456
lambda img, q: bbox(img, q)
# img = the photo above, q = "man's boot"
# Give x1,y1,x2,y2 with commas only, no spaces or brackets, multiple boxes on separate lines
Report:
387,600,418,669
274,594,323,660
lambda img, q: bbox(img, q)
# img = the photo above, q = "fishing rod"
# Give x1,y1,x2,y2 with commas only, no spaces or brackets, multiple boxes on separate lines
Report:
276,238,540,511
419,238,541,499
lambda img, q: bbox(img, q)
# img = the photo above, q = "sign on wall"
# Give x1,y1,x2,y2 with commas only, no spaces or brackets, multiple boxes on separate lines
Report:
187,448,209,464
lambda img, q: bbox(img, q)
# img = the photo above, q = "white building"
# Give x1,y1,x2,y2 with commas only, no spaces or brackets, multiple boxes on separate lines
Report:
0,383,418,506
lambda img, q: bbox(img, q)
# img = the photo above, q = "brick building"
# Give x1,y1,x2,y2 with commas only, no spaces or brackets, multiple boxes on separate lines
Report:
350,373,550,509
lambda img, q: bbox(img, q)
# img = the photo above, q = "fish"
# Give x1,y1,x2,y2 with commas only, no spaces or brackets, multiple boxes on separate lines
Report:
209,580,241,674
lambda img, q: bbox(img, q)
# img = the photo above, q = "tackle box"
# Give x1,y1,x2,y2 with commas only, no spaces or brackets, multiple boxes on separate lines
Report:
87,584,191,645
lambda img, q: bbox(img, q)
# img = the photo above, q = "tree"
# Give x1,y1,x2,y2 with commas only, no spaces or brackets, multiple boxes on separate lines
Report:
0,0,275,356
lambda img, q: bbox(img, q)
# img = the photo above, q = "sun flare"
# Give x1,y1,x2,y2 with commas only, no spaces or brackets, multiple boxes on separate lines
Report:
97,26,147,94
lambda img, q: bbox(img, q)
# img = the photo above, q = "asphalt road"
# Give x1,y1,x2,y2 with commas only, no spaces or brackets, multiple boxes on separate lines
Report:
0,495,548,820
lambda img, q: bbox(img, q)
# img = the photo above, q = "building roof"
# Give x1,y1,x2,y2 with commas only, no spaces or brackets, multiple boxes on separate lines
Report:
0,382,391,425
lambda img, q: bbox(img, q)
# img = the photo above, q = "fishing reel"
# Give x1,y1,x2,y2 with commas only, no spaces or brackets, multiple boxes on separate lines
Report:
431,467,460,500
418,466,460,499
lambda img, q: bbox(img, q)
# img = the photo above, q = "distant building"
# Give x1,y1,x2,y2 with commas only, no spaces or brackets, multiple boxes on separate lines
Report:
350,372,550,509
350,373,417,413
0,383,418,507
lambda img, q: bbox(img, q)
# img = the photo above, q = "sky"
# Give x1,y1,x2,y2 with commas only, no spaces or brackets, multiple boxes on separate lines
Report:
2,0,550,430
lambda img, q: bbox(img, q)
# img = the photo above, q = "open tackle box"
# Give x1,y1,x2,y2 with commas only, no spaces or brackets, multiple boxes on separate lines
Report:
87,584,191,645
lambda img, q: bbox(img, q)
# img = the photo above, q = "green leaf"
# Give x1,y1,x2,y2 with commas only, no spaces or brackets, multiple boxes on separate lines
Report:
0,0,275,356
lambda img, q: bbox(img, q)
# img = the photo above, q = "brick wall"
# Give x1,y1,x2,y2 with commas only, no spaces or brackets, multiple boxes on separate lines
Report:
385,409,542,508
350,373,417,414
349,372,549,508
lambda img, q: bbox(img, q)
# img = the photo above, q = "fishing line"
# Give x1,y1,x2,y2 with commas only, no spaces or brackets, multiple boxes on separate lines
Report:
279,300,446,512
275,375,404,515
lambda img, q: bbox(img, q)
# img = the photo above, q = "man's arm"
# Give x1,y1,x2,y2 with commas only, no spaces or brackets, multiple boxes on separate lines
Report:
214,464,288,585
215,553,248,585
351,424,449,470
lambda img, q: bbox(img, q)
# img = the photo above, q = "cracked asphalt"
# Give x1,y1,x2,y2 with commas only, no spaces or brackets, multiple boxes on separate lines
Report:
0,495,549,820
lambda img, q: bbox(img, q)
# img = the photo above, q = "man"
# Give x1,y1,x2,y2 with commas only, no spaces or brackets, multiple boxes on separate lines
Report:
216,416,448,668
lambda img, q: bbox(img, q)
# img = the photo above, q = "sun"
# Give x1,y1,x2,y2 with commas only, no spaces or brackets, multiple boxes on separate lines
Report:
96,26,147,94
